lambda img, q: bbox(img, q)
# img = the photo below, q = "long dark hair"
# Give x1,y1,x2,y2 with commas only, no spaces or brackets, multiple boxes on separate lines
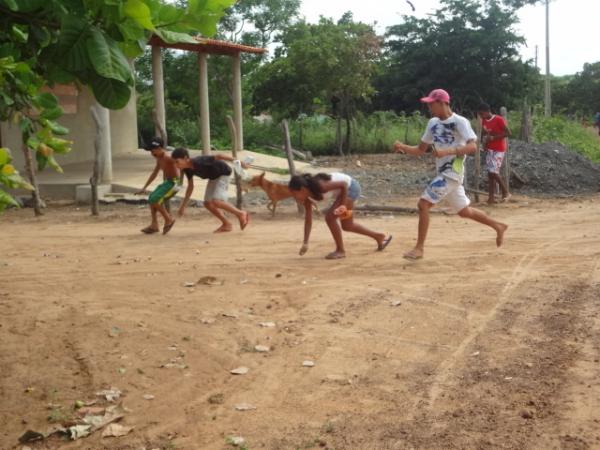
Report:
289,173,331,201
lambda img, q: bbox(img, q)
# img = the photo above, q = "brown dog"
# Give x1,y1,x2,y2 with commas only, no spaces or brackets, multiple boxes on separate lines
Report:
249,172,298,216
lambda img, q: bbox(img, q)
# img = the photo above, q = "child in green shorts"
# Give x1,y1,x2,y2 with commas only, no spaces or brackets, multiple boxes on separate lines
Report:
136,137,178,235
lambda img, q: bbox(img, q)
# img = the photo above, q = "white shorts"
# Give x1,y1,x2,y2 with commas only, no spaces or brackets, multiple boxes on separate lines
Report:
486,150,505,175
421,175,470,214
204,175,230,202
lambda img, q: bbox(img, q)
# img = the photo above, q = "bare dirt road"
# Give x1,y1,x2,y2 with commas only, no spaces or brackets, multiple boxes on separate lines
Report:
1,195,599,450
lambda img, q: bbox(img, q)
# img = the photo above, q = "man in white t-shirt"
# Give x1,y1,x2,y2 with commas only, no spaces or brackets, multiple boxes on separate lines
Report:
393,88,508,260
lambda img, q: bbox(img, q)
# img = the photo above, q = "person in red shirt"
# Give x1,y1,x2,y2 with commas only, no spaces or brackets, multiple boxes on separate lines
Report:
478,103,511,204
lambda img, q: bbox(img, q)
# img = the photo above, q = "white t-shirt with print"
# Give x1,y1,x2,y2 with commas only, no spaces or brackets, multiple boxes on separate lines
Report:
421,113,477,182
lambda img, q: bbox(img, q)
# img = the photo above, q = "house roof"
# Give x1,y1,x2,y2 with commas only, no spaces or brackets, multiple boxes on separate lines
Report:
148,35,267,56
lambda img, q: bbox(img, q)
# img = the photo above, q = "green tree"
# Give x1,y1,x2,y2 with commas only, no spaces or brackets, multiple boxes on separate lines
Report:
375,0,541,114
253,14,381,154
0,0,233,214
552,62,600,117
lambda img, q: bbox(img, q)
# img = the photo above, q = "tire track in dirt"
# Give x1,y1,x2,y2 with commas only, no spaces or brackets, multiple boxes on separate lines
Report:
426,240,560,409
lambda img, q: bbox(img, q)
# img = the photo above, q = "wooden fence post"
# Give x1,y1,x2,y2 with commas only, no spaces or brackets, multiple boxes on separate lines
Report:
500,106,510,192
226,115,243,209
282,119,303,215
474,115,482,203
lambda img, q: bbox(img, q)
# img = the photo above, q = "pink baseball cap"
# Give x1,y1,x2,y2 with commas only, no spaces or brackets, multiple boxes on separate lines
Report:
420,89,451,104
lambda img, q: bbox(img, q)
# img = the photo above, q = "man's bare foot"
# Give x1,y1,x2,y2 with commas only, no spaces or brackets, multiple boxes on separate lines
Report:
403,248,424,260
214,224,233,233
238,211,250,230
141,226,159,234
501,194,512,203
496,223,508,247
325,251,346,260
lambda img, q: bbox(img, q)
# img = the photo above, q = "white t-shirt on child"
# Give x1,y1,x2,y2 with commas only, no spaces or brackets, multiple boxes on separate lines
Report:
421,113,477,183
326,172,352,200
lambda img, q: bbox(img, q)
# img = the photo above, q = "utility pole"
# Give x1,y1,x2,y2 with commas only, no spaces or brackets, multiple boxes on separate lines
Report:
544,0,551,117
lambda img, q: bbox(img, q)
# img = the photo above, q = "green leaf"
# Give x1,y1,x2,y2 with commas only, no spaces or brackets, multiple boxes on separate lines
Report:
35,150,48,171
45,120,69,135
0,148,11,166
40,106,63,120
89,75,131,109
46,137,72,154
118,21,146,41
46,65,76,84
47,154,63,173
35,92,59,109
119,40,145,58
86,30,132,84
124,0,155,30
0,189,21,212
10,0,44,12
0,0,19,11
0,171,33,190
11,25,29,44
154,29,197,45
58,17,91,71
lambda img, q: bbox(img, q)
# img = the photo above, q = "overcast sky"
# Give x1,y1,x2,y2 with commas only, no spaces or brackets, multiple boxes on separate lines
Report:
299,0,597,76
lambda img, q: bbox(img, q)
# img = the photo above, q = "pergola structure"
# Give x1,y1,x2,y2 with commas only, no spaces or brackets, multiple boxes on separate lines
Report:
148,35,266,155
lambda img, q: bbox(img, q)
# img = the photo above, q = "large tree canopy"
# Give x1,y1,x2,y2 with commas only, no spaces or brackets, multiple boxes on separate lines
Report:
374,0,540,114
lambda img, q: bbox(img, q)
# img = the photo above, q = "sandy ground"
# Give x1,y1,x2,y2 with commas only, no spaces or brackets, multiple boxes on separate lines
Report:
1,194,600,450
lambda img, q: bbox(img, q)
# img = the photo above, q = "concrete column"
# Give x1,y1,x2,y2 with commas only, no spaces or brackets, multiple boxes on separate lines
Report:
232,52,243,152
151,46,167,143
198,52,211,155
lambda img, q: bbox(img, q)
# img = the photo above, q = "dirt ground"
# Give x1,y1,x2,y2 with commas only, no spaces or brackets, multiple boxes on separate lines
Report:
1,194,600,450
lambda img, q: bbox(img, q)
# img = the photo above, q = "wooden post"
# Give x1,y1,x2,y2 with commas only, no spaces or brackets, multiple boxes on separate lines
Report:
520,99,532,143
474,115,482,203
282,119,303,215
232,52,243,153
500,106,510,192
151,46,167,143
226,115,243,209
21,144,43,216
198,52,211,155
282,119,297,176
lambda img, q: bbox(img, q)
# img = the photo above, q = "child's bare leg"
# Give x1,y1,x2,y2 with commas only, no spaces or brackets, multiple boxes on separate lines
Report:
338,200,388,249
212,200,249,230
458,206,508,247
155,203,174,225
405,199,432,259
204,201,233,232
325,211,345,258
141,205,160,233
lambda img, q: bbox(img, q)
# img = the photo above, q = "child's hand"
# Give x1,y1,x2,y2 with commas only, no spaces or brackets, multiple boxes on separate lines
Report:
299,243,309,256
393,141,405,154
334,205,347,216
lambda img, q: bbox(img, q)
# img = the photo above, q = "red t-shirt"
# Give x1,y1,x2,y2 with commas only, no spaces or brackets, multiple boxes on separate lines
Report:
482,115,508,152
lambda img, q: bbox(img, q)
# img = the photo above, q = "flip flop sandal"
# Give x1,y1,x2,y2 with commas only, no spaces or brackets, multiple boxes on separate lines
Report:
162,220,176,235
141,227,159,234
377,235,393,251
325,252,346,260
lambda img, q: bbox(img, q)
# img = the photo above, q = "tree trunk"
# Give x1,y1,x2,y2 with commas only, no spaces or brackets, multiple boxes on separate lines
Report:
21,144,43,216
336,117,344,156
520,99,532,143
90,105,104,216
345,115,352,156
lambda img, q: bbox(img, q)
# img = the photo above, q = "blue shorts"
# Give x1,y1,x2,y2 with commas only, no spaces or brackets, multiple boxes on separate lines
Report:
348,178,361,201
